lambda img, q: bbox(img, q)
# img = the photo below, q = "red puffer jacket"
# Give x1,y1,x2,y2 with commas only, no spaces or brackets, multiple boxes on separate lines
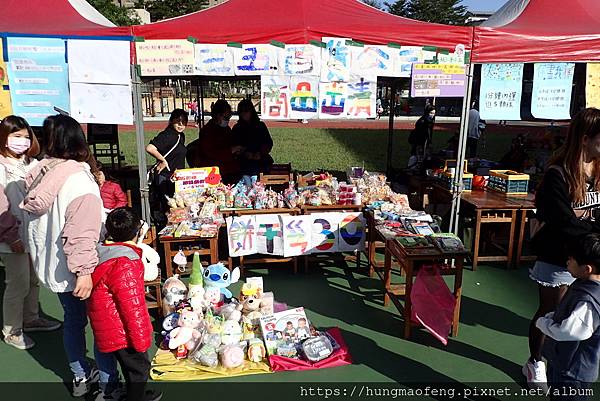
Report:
87,243,152,353
100,181,128,210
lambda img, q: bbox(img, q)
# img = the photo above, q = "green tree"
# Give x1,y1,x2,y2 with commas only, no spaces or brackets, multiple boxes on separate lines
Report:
135,0,209,22
88,0,140,26
362,0,382,9
385,0,409,17
386,0,469,25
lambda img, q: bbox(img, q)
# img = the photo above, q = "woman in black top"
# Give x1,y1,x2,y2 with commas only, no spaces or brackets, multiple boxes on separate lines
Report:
232,99,274,176
145,109,188,226
523,108,600,389
408,104,435,156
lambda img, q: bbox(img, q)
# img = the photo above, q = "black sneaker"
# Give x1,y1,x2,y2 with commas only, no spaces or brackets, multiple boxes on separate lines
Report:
145,390,163,401
72,368,99,397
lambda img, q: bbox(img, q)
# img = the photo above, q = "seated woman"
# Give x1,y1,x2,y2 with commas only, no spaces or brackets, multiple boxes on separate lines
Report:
232,99,274,177
187,99,240,184
94,162,128,212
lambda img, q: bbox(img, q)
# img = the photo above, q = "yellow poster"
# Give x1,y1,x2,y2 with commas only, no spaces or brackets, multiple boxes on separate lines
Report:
0,41,7,86
135,40,195,76
173,167,221,193
0,90,12,119
586,63,600,109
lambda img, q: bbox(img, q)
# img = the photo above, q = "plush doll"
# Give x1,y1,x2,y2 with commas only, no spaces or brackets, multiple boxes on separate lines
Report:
188,252,206,312
247,338,266,363
136,221,160,282
202,263,240,299
204,286,224,312
219,344,245,369
220,302,242,322
160,312,180,349
221,320,243,346
168,309,203,351
237,283,265,324
162,275,187,316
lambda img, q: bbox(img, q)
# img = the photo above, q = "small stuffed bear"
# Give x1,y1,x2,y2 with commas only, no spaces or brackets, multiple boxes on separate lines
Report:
168,309,203,351
162,275,188,316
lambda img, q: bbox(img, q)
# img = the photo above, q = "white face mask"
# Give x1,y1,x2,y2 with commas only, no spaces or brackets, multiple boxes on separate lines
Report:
219,119,230,128
7,137,31,155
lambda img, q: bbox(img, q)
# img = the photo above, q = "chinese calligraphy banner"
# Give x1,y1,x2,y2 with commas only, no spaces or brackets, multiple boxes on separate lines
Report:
321,37,351,82
281,45,321,76
480,63,524,121
586,63,600,109
351,46,394,79
410,64,466,98
345,75,377,119
135,40,195,76
233,44,280,76
261,75,291,120
531,63,575,120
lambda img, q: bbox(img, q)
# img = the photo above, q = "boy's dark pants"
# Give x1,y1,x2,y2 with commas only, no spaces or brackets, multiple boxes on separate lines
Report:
114,348,150,401
548,365,591,401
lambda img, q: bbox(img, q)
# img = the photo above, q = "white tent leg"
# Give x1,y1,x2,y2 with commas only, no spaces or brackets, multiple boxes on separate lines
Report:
131,65,151,222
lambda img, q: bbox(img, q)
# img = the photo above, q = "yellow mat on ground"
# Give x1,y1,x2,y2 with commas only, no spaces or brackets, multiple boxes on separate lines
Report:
150,349,272,381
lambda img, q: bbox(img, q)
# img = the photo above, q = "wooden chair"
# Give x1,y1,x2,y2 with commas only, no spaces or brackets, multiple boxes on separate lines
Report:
268,163,291,175
141,225,162,316
126,190,133,208
259,172,293,186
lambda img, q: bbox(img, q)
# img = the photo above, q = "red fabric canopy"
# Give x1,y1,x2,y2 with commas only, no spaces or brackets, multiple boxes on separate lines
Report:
0,0,131,37
133,0,472,49
473,0,600,62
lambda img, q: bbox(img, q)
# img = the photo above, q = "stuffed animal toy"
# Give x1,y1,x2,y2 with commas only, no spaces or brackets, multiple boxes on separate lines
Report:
247,338,266,363
219,344,245,369
237,283,266,324
137,221,160,281
220,302,242,322
203,263,240,299
221,320,243,346
162,275,188,316
204,286,224,312
191,343,219,368
160,312,180,349
168,309,203,351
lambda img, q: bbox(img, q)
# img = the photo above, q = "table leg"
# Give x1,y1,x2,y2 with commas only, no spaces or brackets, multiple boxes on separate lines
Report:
239,256,245,277
451,257,464,337
515,209,527,268
293,257,298,275
383,245,392,306
210,237,218,265
163,241,173,278
472,210,482,271
507,210,517,269
403,261,414,339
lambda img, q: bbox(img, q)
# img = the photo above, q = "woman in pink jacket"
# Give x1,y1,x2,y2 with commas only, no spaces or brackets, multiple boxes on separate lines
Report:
0,116,61,350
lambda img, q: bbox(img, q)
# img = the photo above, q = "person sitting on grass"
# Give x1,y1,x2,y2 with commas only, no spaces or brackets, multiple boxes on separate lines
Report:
87,207,161,401
536,233,600,401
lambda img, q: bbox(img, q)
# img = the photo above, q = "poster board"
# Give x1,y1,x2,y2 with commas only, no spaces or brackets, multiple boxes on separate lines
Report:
281,215,311,257
309,213,341,253
135,40,195,76
410,64,466,98
260,75,291,120
480,63,524,121
351,46,394,79
338,212,366,252
281,45,321,76
234,45,280,76
173,167,222,193
255,214,286,256
7,37,70,126
321,37,351,82
346,76,376,119
318,81,347,119
227,215,257,257
69,83,133,125
586,63,600,109
194,44,235,76
289,76,319,120
394,46,423,78
67,40,130,85
531,63,575,120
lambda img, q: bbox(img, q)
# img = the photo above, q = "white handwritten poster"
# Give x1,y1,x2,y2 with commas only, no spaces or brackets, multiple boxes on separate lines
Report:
338,212,366,252
309,213,341,253
261,75,291,120
69,83,133,125
67,40,130,85
345,75,377,119
255,214,286,256
321,37,351,82
393,46,423,78
289,76,319,120
227,216,257,257
318,81,347,119
281,215,311,257
351,46,394,79
234,45,280,76
281,45,321,76
194,44,235,76
135,40,195,76
480,63,524,121
531,63,575,120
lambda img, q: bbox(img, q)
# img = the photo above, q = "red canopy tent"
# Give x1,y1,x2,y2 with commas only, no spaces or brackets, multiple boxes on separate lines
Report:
0,0,131,37
132,0,472,49
473,0,600,62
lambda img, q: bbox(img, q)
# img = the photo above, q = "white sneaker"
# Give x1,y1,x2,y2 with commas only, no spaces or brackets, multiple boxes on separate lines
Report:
3,333,35,350
72,367,100,397
522,359,549,392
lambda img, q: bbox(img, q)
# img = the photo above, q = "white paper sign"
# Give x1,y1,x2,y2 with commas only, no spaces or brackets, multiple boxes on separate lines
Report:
351,46,394,79
321,37,351,82
289,76,319,120
309,213,341,253
338,212,366,252
345,75,377,119
281,45,321,76
480,63,524,121
531,63,575,120
281,215,311,257
318,81,347,119
234,45,280,76
69,82,133,125
261,75,291,120
255,214,286,256
67,40,130,85
194,44,235,76
227,215,257,257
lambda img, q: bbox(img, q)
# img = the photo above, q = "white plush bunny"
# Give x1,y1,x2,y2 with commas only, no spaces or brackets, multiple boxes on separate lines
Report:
138,221,160,281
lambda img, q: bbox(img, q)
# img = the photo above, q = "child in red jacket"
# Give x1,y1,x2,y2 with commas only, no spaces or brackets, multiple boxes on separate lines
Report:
87,208,160,401
94,165,128,211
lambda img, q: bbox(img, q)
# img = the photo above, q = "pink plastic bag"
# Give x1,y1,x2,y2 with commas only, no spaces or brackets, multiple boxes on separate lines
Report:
410,265,456,345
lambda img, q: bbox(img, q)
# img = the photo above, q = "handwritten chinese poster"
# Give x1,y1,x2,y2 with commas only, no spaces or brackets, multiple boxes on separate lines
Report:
318,81,347,119
289,76,319,120
410,64,466,98
135,40,195,76
346,75,377,119
227,216,257,257
531,63,575,120
321,37,351,82
394,46,423,78
351,46,394,79
281,45,321,76
234,45,280,76
480,63,524,121
586,63,600,109
261,75,291,120
195,44,235,76
256,214,286,256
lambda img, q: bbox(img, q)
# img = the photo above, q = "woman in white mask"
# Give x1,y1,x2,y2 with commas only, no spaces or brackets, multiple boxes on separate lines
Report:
0,116,61,350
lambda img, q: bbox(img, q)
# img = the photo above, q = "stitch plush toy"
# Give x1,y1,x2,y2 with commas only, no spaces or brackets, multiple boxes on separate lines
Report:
202,263,240,299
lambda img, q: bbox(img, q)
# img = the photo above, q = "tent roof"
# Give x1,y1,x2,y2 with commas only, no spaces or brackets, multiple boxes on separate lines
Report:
132,0,472,49
1,0,131,37
473,0,600,62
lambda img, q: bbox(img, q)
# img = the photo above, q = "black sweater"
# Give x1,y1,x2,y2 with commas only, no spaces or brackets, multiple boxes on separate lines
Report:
533,167,600,266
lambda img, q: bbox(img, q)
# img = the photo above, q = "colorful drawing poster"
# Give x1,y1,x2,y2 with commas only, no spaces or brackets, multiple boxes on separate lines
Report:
261,75,291,120
281,45,321,76
321,37,351,82
410,64,466,98
67,40,130,84
393,46,423,78
309,213,341,254
69,83,133,125
338,212,366,252
7,37,70,126
234,45,280,76
281,215,311,257
532,63,575,120
173,167,222,193
586,64,600,109
227,215,257,257
289,76,319,120
194,44,235,76
351,46,394,79
345,75,376,119
135,40,195,76
318,81,347,119
480,63,524,121
255,214,286,256
0,89,12,119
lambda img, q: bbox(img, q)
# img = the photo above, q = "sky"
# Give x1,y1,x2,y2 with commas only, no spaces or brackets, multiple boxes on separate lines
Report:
460,0,508,12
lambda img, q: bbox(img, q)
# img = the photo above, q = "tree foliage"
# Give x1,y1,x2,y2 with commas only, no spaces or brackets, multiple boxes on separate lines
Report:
386,0,469,25
362,0,383,9
134,0,209,22
88,0,141,26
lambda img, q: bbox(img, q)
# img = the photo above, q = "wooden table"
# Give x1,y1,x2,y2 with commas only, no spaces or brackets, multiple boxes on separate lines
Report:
381,237,468,339
503,193,536,266
364,210,401,276
160,233,220,278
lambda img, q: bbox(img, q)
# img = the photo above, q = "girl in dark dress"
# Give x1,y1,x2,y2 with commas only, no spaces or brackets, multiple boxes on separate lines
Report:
232,99,274,177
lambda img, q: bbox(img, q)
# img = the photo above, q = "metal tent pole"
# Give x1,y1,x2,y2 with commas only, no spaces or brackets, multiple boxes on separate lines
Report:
131,65,151,223
449,61,474,235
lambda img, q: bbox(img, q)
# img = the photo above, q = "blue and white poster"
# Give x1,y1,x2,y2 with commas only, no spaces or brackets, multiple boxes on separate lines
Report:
531,63,575,120
480,63,524,121
7,37,69,126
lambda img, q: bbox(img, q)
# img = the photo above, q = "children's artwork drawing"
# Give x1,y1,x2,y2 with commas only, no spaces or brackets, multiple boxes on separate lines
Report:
288,76,319,120
309,213,341,253
260,75,291,120
351,46,393,79
69,83,133,125
234,45,280,76
281,215,311,257
320,37,351,82
345,75,376,119
338,212,366,252
226,216,257,257
394,46,423,78
281,45,321,76
318,81,347,119
255,214,285,256
195,44,235,76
